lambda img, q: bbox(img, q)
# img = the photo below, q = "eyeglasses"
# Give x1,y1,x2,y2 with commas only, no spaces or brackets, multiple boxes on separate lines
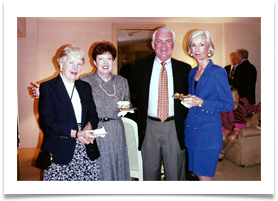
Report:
155,39,173,46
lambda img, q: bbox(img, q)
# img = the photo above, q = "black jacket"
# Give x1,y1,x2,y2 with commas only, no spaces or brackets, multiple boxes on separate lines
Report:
233,60,257,104
39,75,99,164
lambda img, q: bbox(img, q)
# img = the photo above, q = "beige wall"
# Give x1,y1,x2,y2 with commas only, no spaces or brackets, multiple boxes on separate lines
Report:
224,23,261,104
17,17,261,148
18,18,40,148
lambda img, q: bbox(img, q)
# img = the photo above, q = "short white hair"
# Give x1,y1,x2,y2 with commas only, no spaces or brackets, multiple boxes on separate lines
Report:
186,30,215,58
57,45,85,67
152,28,175,42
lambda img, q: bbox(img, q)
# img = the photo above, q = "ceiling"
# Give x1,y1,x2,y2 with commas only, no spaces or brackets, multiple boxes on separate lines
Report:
118,29,155,46
48,17,260,24
28,17,261,46
116,17,261,45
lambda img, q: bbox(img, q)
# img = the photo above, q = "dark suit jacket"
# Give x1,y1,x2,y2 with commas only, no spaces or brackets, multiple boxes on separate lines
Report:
38,75,99,165
129,57,191,150
224,65,232,85
233,60,257,104
224,64,231,77
184,60,234,150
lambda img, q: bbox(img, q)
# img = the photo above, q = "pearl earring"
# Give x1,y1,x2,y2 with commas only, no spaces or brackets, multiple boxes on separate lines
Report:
60,67,63,72
208,53,211,57
190,53,193,57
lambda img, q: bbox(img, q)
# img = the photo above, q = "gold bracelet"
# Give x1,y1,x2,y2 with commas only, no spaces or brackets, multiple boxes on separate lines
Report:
198,99,203,107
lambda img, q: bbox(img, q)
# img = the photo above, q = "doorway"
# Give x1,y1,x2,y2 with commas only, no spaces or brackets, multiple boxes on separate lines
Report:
117,29,154,77
112,23,164,75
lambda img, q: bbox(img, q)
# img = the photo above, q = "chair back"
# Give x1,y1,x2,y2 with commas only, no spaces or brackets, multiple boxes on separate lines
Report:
122,117,143,181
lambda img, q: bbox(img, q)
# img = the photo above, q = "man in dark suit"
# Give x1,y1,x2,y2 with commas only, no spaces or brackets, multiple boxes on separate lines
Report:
224,52,237,86
129,28,191,180
233,49,257,104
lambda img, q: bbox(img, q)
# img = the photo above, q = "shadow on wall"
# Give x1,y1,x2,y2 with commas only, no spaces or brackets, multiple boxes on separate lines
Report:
86,41,102,75
182,29,199,68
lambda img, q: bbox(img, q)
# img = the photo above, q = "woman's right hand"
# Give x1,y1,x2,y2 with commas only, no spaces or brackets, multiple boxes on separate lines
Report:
77,130,97,144
32,83,40,99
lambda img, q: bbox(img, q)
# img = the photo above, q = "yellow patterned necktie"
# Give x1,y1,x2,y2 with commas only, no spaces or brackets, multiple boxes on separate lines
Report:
157,62,169,122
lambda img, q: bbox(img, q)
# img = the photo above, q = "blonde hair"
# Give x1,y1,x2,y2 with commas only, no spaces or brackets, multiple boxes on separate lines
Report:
57,45,85,67
186,30,215,58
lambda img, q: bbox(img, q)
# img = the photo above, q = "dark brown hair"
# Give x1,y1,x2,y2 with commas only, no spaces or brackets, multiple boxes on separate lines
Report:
92,41,117,61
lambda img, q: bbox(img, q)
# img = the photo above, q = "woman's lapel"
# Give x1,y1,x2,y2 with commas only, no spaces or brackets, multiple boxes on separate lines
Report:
56,75,77,123
194,60,213,96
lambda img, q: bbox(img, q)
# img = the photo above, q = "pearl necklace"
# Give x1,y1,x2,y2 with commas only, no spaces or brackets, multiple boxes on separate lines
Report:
99,83,116,97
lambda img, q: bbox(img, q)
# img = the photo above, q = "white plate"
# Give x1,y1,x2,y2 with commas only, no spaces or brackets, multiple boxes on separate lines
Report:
116,107,137,111
172,94,191,100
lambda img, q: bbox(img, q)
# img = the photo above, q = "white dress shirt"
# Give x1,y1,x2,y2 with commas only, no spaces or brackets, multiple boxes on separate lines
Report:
148,57,174,118
60,73,82,123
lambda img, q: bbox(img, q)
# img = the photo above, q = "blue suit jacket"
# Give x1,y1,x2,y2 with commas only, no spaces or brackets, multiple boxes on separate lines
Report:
38,75,99,165
184,60,233,150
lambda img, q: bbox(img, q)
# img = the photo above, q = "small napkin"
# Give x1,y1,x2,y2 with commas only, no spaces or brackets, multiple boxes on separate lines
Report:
181,100,192,108
86,127,108,138
255,125,261,129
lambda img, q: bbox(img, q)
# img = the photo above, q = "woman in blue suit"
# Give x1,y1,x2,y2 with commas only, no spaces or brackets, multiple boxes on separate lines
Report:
182,30,233,181
39,45,100,181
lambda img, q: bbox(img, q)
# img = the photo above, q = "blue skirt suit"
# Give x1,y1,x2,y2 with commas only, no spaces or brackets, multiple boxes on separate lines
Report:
184,60,233,177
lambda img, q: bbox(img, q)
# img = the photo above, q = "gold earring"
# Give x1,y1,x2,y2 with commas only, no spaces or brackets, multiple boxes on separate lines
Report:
60,67,63,72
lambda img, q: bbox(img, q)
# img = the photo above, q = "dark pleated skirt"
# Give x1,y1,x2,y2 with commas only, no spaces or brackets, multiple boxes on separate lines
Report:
43,139,100,181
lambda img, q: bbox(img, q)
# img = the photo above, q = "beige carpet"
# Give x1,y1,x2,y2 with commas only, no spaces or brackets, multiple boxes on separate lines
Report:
17,148,261,181
214,157,261,181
